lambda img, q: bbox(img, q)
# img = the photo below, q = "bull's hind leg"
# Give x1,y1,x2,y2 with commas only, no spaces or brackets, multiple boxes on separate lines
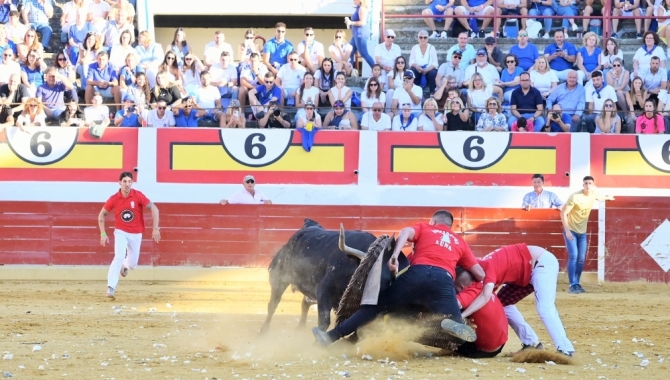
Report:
297,296,316,328
260,279,290,334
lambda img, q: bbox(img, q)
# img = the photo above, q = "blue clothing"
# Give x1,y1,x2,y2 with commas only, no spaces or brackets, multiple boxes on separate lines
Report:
350,4,375,67
546,83,586,117
169,43,191,66
522,190,564,209
263,38,294,68
69,22,94,45
21,65,44,87
544,42,578,72
564,230,587,286
174,109,199,127
548,112,572,132
87,62,119,83
501,67,524,93
254,84,282,105
0,40,17,56
428,0,450,22
351,4,370,39
554,4,579,29
509,44,539,71
529,6,555,34
119,65,145,86
114,110,141,127
0,4,10,24
469,0,487,6
578,46,602,72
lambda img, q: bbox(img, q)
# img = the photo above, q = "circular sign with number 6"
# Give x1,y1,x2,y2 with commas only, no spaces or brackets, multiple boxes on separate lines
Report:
438,132,512,170
219,129,294,167
637,135,670,173
5,127,79,165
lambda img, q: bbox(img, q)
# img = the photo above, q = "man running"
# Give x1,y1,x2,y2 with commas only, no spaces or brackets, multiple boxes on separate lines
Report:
98,171,161,299
312,210,485,346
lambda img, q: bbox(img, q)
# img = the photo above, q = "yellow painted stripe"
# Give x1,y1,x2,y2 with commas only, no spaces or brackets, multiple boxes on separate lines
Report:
172,145,345,172
605,150,670,176
0,144,123,169
392,147,556,174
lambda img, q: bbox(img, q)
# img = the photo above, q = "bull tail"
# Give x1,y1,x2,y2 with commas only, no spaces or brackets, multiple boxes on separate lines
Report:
268,246,285,272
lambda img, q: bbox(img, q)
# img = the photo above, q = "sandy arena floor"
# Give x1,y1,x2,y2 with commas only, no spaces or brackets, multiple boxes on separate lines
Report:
0,271,669,380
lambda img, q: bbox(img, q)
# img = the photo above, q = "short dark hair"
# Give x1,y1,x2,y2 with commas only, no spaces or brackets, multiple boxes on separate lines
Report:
119,171,134,181
432,210,454,227
532,174,545,182
583,176,595,182
591,70,603,78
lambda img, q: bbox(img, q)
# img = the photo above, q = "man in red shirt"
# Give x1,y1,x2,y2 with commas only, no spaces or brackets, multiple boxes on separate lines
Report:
98,171,161,300
313,210,485,346
457,243,575,357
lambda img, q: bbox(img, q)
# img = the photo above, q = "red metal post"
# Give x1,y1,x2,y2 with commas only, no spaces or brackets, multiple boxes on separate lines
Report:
603,0,611,41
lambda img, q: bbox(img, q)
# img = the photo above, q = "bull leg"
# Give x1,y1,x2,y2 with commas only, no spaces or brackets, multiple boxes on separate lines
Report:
260,280,290,334
297,296,315,328
315,282,334,331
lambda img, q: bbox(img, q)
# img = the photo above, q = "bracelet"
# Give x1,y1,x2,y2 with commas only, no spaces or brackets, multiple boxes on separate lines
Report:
100,232,107,237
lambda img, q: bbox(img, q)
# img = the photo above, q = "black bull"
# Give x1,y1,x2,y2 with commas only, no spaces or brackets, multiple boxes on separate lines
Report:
260,219,409,333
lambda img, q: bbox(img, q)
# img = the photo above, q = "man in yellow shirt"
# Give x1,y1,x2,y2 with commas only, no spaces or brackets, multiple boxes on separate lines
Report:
560,176,614,294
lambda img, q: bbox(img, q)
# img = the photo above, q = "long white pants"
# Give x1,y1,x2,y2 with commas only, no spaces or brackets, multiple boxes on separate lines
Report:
504,247,575,353
107,229,142,289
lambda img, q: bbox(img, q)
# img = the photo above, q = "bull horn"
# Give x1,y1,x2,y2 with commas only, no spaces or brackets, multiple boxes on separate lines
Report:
339,223,367,260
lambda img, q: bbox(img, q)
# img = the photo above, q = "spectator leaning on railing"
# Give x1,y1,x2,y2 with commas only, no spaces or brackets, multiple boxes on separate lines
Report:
521,174,563,210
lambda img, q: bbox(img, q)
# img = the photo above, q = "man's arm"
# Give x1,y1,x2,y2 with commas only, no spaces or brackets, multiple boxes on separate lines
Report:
147,202,161,242
389,227,415,272
461,282,494,318
98,207,109,246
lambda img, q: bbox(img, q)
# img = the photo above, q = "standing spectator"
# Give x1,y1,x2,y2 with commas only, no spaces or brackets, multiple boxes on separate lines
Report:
263,22,293,75
418,98,444,131
328,29,353,76
0,25,17,58
391,102,419,131
509,72,545,130
543,104,572,132
220,175,272,205
374,29,401,80
527,0,555,39
6,11,29,45
522,174,563,210
606,58,630,114
584,71,617,133
422,0,455,39
21,0,53,52
315,58,334,107
204,31,234,68
20,48,46,96
446,31,476,70
276,51,306,106
409,30,438,93
35,67,76,119
476,97,507,131
444,96,472,131
248,72,281,119
560,176,614,294
361,77,384,113
576,32,602,83
87,0,110,33
509,30,539,71
496,53,522,103
464,48,501,92
344,0,375,69
194,70,224,127
640,56,666,101
85,51,119,105
390,70,422,115
167,28,191,67
135,31,163,88
145,98,176,127
238,52,267,107
109,30,135,70
594,99,622,134
546,71,585,131
482,36,504,73
636,99,666,133
327,71,352,110
15,96,46,128
544,30,582,83
149,71,181,107
437,50,464,88
113,94,143,127
529,56,558,99
633,31,667,79
0,73,29,118
324,99,358,129
612,0,642,39
59,96,85,127
360,101,391,130
454,0,495,38
102,9,134,49
296,27,324,74
494,0,529,38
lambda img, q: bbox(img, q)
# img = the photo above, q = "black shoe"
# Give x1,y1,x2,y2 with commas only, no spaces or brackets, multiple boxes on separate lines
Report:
575,284,586,293
478,30,486,38
312,327,333,347
440,318,476,343
521,342,544,350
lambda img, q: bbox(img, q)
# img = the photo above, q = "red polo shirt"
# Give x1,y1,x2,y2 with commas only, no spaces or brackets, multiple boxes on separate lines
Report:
479,243,533,287
103,189,150,234
457,282,508,352
409,223,478,277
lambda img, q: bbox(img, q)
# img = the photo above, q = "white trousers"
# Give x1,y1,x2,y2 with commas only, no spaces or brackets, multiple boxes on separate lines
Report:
504,247,575,353
107,229,142,289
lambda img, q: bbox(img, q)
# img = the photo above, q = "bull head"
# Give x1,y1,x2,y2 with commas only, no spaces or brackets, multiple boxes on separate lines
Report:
339,223,367,260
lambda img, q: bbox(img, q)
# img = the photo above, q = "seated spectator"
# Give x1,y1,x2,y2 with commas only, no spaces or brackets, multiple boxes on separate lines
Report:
294,72,319,120
223,99,245,128
527,0,555,39
633,32,666,78
454,0,495,38
328,29,353,76
181,53,204,96
171,96,204,128
607,57,630,112
544,30,583,83
204,31,234,68
118,53,143,99
35,67,76,119
103,9,134,49
418,98,444,131
656,1,670,46
582,0,605,35
296,101,321,129
108,0,135,25
220,175,272,205
391,70,422,115
594,99,622,134
529,56,558,99
655,85,670,129
637,98,665,133
385,55,407,110
21,0,53,52
238,52,267,107
446,32,476,70
87,0,110,33
53,51,76,85
625,76,647,128
237,29,263,66
436,50,464,88
361,77,384,113
20,48,47,96
314,58,334,107
59,96,85,127
167,28,192,67
324,99,358,129
258,100,291,128
296,27,324,74
496,53,522,103
276,51,306,106
476,97,507,131
0,25,17,58
0,0,9,24
109,30,135,70
114,94,143,127
612,0,642,38
248,73,282,119
577,32,602,83
553,0,579,37
328,71,352,110
600,38,624,79
510,116,533,132
17,28,43,63
194,70,224,127
83,92,110,128
0,73,29,118
158,51,184,90
509,72,545,131
494,0,529,38
374,29,401,80
360,102,391,131
444,96,472,131
434,78,459,110
149,71,181,107
76,31,101,89
509,30,539,71
209,51,238,106
125,72,150,110
546,70,585,131
584,70,617,133
135,31,164,88
365,64,388,92
146,98,176,127
640,56,666,101
263,23,293,75
15,96,46,128
6,10,28,46
391,103,418,131
67,9,93,66
543,104,572,132
422,0,454,39
85,51,119,105
0,50,21,86
0,101,15,128
482,36,504,72
466,72,493,124
409,30,438,93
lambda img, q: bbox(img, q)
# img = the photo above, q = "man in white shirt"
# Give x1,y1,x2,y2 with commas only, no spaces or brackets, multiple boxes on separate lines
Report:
374,29,402,77
296,27,324,74
360,102,391,131
276,51,306,106
195,70,224,125
463,48,500,88
219,175,272,205
209,51,239,104
583,70,617,133
391,70,423,115
0,50,21,86
87,0,110,33
83,92,110,127
6,10,28,44
204,31,234,68
239,52,268,107
146,98,176,127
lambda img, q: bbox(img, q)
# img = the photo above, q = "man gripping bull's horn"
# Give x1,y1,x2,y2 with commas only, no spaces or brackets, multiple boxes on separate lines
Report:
312,210,486,346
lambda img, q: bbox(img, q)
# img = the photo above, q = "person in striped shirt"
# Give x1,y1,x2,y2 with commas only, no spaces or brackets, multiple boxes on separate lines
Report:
521,174,563,210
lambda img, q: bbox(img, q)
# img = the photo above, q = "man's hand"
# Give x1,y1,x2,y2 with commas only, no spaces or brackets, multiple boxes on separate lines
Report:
605,195,615,201
565,229,574,241
152,228,161,243
219,199,228,205
388,255,398,274
100,233,109,247
524,204,531,211
263,199,273,204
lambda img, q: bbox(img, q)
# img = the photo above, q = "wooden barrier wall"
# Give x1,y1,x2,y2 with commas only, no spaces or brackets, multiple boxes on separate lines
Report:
0,202,597,270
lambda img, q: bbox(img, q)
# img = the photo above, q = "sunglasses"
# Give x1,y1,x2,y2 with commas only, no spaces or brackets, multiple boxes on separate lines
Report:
28,104,37,107
369,83,378,87
157,106,166,110
488,102,498,106
276,30,286,33
245,36,254,40
453,56,462,60
386,36,395,39
506,60,515,64
605,104,614,108
419,36,428,39
373,108,382,112
613,64,621,67
290,58,298,62
57,57,67,61
305,33,314,37
519,33,528,37
245,180,255,184
166,56,175,60
185,57,192,61
265,80,274,84
397,61,406,64
401,103,411,107
335,36,343,39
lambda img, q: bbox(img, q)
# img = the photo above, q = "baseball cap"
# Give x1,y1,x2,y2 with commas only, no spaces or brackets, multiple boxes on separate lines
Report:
476,48,487,56
485,36,496,45
123,94,135,103
305,101,315,108
403,70,415,79
452,50,463,57
334,100,345,108
384,29,396,37
243,175,255,183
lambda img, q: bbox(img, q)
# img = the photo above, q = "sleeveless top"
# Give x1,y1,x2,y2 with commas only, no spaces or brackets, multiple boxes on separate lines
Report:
595,115,620,134
351,5,369,39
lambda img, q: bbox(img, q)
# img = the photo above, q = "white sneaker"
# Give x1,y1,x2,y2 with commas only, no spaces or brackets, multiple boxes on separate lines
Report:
440,31,448,39
526,20,542,39
571,24,579,32
542,33,550,39
430,31,439,39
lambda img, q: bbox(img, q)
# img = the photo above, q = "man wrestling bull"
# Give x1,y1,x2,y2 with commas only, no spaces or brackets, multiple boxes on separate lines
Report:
312,210,485,346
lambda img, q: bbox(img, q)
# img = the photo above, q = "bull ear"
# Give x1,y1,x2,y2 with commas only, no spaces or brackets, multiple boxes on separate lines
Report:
339,223,367,260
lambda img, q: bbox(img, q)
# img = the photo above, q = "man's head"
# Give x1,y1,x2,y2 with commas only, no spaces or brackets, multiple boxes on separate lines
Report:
485,36,496,47
200,70,211,87
451,50,462,66
457,31,468,47
454,266,474,293
517,30,529,45
650,56,660,73
8,73,20,91
8,10,19,24
214,31,225,44
591,70,603,88
566,70,578,88
156,98,168,116
263,72,275,89
532,174,545,192
430,210,454,227
2,48,13,63
384,29,396,45
96,50,109,67
583,176,595,192
220,51,231,67
476,48,487,65
554,29,565,45
275,22,287,41
123,94,135,109
304,27,314,43
45,67,58,85
119,171,133,193
243,174,255,191
520,72,531,90
371,102,383,120
91,92,103,106
552,103,563,114
403,69,415,85
288,51,299,68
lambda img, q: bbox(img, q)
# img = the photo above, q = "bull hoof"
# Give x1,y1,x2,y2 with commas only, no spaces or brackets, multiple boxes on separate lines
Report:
312,327,333,347
259,324,270,335
440,318,477,343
